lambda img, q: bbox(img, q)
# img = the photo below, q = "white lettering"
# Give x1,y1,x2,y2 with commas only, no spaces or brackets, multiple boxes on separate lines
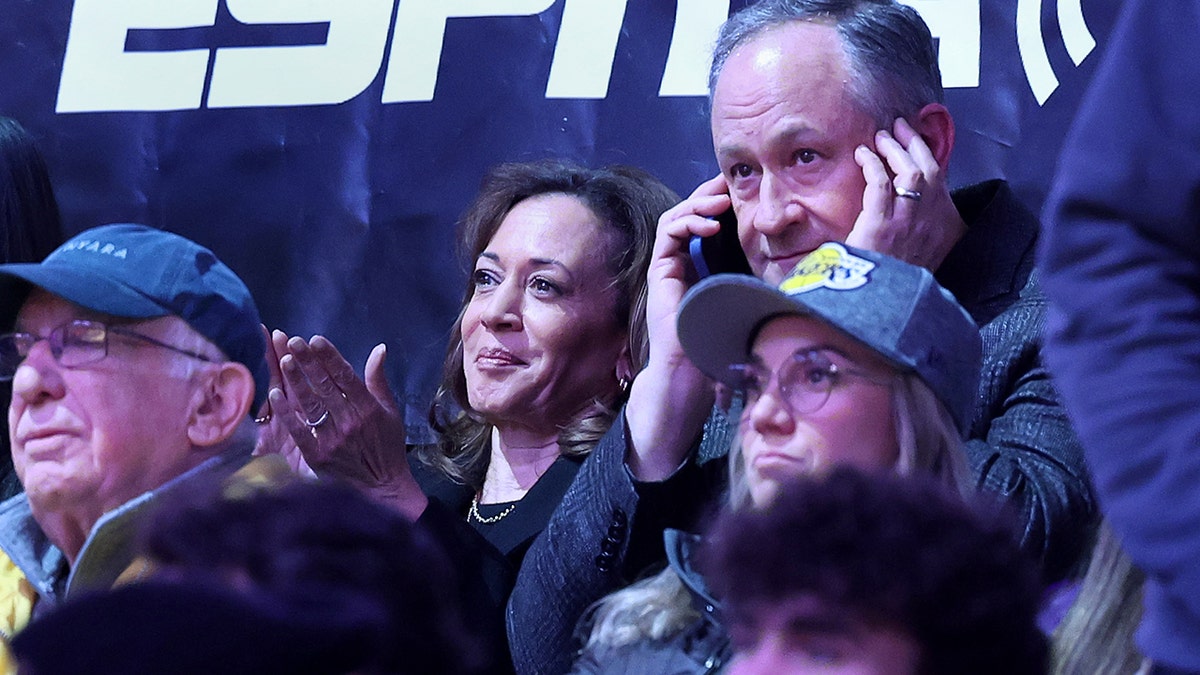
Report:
659,0,728,97
208,0,394,108
1014,0,1054,103
52,0,1040,113
1057,0,1094,66
57,0,217,113
381,0,555,104
545,0,629,99
902,0,981,89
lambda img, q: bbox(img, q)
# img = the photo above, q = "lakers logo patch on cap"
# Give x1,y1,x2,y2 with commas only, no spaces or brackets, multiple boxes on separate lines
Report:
779,242,875,294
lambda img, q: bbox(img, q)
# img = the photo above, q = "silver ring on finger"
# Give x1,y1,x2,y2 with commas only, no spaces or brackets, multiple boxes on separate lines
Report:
304,410,330,428
894,187,922,201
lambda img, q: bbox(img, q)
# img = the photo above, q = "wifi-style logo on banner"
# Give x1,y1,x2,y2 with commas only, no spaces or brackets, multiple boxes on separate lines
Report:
1016,0,1095,104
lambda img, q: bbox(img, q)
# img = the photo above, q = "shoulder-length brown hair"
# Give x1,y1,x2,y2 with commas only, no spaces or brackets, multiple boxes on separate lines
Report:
421,159,679,488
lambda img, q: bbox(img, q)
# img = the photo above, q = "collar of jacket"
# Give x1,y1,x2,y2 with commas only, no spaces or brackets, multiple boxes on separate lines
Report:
0,445,255,607
665,528,722,623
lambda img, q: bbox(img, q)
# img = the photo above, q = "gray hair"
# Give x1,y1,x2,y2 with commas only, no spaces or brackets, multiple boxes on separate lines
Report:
709,0,943,127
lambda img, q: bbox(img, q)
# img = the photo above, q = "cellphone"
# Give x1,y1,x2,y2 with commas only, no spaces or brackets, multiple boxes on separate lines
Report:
688,207,753,279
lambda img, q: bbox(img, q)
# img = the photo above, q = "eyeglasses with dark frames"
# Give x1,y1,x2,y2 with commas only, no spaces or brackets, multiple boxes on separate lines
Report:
0,319,215,382
727,348,894,416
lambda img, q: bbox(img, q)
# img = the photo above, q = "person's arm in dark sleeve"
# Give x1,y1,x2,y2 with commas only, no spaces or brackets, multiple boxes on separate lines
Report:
506,408,724,675
1040,0,1200,657
964,273,1095,582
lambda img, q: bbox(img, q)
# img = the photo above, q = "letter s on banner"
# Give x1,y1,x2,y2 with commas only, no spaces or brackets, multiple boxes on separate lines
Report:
382,0,555,104
207,0,394,108
57,0,218,113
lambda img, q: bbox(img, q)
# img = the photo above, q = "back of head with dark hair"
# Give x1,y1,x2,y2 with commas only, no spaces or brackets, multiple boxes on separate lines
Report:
0,116,63,264
709,0,942,127
703,467,1048,675
136,478,490,674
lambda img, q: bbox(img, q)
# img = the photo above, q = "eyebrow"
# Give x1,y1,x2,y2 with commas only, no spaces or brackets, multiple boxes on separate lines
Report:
750,343,853,363
476,252,575,277
14,311,121,334
716,121,821,159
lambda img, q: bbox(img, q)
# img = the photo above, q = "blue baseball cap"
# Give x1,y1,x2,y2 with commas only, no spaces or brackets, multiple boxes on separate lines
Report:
677,242,982,435
0,224,268,411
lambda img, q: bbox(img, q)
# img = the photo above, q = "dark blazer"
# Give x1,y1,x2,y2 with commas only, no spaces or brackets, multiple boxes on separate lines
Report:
415,455,585,570
937,180,1094,583
507,413,730,675
412,453,585,675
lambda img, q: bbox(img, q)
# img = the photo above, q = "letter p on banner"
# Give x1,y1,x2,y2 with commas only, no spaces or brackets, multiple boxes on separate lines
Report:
382,0,555,104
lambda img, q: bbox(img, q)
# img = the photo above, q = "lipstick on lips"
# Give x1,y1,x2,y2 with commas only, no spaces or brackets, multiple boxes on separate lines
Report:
474,347,527,368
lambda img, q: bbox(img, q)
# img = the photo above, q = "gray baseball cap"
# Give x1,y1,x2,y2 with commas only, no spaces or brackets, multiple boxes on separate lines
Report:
677,242,981,434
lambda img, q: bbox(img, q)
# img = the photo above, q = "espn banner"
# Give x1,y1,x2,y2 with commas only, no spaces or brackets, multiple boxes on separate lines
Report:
0,0,1119,416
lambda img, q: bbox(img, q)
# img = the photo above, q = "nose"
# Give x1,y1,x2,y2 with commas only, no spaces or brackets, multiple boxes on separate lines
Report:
479,279,523,332
745,382,795,436
750,171,803,237
11,340,65,406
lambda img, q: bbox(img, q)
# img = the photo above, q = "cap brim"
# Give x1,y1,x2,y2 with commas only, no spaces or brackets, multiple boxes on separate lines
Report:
677,274,814,385
0,262,169,328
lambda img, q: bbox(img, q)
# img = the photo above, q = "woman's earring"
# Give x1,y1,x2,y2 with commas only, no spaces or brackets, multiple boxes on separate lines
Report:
618,377,631,394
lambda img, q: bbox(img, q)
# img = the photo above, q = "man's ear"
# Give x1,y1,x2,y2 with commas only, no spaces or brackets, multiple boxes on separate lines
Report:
912,102,955,169
186,362,255,447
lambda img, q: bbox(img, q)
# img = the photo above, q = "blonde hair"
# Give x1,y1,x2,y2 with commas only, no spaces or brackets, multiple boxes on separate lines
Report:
1051,521,1145,675
584,371,969,650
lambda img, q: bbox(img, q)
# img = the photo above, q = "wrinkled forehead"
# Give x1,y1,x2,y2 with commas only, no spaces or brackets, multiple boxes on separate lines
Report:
15,289,172,334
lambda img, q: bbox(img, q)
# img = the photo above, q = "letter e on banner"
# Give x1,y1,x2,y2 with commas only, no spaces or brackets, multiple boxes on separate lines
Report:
208,0,395,108
57,0,218,113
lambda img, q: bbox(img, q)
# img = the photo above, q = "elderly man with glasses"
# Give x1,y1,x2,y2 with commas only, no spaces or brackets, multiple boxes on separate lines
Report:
0,223,268,638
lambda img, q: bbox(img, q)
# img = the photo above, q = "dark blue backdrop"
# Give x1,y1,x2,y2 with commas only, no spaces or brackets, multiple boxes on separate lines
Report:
0,1,1120,424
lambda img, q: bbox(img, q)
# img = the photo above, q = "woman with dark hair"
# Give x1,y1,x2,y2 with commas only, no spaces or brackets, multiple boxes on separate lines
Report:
259,158,676,566
0,116,65,500
418,159,664,530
